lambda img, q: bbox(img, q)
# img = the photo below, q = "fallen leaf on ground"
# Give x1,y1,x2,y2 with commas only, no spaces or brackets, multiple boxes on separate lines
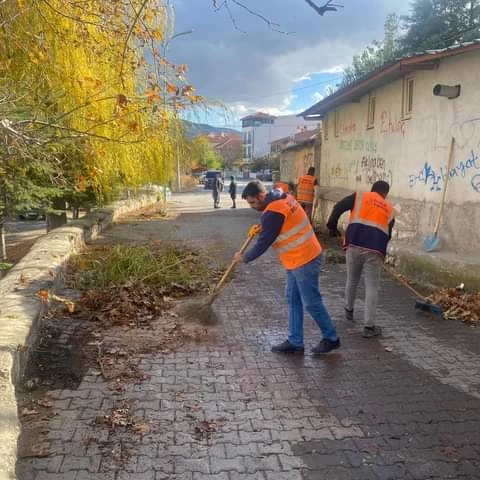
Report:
134,423,151,435
21,408,38,416
194,420,219,440
36,290,49,302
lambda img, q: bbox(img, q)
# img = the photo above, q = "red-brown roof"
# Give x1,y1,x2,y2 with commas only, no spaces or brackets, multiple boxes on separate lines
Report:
240,111,276,121
301,40,480,118
207,133,242,150
271,128,320,147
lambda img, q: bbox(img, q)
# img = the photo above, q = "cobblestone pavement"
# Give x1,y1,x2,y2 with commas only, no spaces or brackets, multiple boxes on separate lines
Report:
17,189,480,479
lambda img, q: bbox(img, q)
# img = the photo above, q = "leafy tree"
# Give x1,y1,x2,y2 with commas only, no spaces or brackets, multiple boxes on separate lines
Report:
341,1,480,88
0,0,205,259
252,155,279,173
400,0,480,53
341,14,400,87
187,136,223,170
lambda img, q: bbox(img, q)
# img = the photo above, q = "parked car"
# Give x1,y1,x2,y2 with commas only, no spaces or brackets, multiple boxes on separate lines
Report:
204,170,223,189
18,208,46,221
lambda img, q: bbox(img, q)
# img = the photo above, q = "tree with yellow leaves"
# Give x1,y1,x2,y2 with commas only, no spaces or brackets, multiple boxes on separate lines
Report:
0,0,204,257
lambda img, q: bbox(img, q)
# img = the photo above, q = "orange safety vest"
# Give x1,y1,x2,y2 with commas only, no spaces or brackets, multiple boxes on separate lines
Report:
264,194,322,269
297,174,315,204
274,181,290,194
346,191,394,256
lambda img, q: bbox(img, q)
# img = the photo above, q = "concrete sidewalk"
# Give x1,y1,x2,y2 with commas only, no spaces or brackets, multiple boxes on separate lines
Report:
16,189,480,480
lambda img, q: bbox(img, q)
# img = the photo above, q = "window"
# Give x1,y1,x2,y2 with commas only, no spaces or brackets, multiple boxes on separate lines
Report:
402,77,414,117
367,95,376,129
334,110,340,137
323,114,328,141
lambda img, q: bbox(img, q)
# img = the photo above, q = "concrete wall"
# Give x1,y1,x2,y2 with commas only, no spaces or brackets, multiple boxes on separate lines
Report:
279,143,316,184
0,192,157,480
318,50,480,253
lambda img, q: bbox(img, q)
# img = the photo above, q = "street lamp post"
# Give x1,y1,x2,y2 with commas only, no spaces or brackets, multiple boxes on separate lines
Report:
162,29,193,196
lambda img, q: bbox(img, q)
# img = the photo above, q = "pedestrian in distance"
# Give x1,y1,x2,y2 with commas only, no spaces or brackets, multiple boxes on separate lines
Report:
327,180,395,338
296,166,318,222
229,175,237,208
233,180,340,355
212,174,223,209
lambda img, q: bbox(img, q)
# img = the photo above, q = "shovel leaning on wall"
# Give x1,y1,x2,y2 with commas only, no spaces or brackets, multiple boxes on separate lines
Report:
422,137,455,252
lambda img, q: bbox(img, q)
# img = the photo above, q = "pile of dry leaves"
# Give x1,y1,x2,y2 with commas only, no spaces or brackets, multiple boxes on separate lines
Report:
426,288,480,324
81,283,173,327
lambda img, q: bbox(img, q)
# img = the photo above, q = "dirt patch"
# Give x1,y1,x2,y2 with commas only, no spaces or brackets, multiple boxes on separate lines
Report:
116,201,169,221
22,303,95,392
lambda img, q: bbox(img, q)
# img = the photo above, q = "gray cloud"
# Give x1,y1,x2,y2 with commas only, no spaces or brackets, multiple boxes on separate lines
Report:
169,0,409,112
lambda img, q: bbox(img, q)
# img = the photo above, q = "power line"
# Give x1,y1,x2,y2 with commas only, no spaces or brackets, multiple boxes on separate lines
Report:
229,76,343,103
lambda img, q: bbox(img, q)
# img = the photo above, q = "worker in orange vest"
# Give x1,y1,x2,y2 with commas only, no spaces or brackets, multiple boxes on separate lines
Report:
327,181,395,338
233,180,340,355
273,181,290,194
296,166,318,222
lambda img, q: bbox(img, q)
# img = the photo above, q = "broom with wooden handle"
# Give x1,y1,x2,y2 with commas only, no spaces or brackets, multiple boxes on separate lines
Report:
422,137,455,252
176,224,261,325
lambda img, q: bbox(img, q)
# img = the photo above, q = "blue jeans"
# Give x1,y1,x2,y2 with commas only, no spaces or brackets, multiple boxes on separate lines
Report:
286,255,338,347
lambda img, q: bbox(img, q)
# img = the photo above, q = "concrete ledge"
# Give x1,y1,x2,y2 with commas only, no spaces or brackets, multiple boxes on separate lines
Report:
314,185,480,290
388,243,480,291
0,192,156,480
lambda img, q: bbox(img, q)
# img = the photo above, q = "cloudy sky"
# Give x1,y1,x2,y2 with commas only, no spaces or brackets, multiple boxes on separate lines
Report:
168,0,410,128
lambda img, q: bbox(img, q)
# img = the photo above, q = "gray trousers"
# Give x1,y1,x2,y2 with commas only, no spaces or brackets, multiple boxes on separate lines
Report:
345,247,383,327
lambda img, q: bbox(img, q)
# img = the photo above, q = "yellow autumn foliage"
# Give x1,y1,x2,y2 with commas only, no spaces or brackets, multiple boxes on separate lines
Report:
0,0,186,200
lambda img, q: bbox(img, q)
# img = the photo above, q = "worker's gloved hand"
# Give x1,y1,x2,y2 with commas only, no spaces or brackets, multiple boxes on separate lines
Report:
248,224,262,237
329,228,341,238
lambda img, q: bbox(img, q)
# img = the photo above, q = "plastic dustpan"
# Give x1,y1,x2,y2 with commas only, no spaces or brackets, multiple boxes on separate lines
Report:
422,233,441,252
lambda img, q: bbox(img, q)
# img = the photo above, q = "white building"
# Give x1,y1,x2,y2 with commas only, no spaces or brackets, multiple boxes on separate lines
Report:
241,112,316,161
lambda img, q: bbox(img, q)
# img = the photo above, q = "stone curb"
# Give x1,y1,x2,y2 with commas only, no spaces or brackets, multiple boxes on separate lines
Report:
0,192,156,480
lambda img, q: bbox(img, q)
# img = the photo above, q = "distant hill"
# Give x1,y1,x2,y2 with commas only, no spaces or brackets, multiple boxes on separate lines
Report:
182,120,240,139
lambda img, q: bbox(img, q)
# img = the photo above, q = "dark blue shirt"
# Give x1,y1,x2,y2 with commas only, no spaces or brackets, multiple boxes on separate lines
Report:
243,189,286,263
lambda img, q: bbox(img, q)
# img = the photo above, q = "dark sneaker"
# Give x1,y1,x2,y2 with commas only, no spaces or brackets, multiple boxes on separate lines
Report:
362,325,382,338
311,338,341,355
271,340,304,354
345,308,354,321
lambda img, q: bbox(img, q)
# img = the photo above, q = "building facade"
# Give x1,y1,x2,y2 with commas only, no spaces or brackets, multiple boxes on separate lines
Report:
270,128,321,184
301,41,480,259
241,112,316,162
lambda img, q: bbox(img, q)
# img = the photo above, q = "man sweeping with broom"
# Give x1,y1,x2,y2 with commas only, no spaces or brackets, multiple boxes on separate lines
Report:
327,180,395,338
233,180,340,355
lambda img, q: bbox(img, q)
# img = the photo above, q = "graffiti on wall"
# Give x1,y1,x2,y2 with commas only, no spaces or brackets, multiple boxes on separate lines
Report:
380,111,407,137
472,174,480,193
303,151,313,166
359,155,393,185
408,149,480,192
340,120,357,136
340,139,377,152
434,117,480,151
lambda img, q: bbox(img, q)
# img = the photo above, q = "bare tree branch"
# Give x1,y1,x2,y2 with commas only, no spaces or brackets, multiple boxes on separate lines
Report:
213,0,294,34
303,0,344,16
119,0,150,84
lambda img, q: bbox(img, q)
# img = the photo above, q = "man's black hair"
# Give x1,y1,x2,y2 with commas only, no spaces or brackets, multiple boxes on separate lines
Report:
242,180,266,199
307,166,315,175
371,180,390,196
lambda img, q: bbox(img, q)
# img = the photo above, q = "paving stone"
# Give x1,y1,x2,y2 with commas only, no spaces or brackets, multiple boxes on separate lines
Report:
16,194,480,480
210,456,246,474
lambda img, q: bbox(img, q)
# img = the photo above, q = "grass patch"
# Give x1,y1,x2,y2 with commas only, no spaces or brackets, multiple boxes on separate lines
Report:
69,243,214,292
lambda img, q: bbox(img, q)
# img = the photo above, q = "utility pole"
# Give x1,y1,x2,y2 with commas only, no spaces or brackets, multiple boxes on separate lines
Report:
162,29,193,198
